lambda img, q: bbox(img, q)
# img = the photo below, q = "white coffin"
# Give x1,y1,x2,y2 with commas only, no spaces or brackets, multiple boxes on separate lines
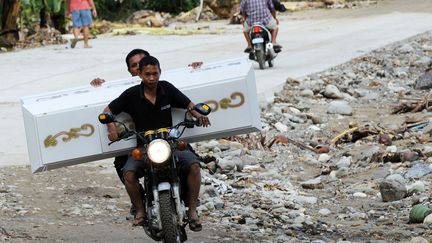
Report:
21,57,262,173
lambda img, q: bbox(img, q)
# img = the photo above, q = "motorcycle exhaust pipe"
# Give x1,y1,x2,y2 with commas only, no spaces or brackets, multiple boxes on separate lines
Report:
266,43,276,59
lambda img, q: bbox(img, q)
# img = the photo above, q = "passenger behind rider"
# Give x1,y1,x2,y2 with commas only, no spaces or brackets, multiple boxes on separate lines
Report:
90,49,203,216
102,55,210,231
240,0,282,53
91,49,149,187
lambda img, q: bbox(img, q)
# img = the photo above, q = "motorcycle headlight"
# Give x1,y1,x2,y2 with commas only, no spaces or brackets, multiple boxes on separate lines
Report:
147,139,171,164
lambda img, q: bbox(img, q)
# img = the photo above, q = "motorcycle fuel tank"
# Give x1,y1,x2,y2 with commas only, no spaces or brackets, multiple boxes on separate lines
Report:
21,57,261,173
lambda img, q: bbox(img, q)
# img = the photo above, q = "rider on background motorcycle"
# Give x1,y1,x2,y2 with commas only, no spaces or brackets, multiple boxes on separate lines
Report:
102,55,210,231
240,0,282,53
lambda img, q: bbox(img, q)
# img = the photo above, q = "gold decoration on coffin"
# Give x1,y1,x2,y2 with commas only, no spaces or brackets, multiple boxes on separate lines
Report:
204,92,245,112
44,124,95,148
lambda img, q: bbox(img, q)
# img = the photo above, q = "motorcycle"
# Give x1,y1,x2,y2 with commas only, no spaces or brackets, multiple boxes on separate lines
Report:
248,22,281,69
98,103,211,243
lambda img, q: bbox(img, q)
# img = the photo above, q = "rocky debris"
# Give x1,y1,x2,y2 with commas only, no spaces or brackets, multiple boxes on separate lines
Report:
189,30,432,241
15,27,67,49
126,5,220,27
93,20,113,34
177,6,219,22
204,0,240,18
126,10,172,27
280,0,382,12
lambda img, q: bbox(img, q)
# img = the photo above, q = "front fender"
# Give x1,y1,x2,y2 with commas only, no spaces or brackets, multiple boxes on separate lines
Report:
158,182,171,191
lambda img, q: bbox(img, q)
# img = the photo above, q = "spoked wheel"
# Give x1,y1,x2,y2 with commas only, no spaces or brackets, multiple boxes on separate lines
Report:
159,191,181,243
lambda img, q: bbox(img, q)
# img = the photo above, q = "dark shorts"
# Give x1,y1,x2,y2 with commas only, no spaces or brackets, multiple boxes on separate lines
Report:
122,149,200,180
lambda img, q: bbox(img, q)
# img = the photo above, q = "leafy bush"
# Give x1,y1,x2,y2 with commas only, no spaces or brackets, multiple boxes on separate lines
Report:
94,0,146,22
94,0,200,21
144,0,199,13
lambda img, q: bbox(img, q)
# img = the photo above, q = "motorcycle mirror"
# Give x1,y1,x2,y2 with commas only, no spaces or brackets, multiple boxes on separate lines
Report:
193,103,211,116
98,113,116,124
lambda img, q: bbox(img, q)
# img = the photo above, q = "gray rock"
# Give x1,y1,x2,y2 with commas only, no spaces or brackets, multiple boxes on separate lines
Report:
318,154,331,163
335,167,349,178
406,181,426,195
307,113,325,124
371,167,390,180
385,173,406,184
409,237,429,243
335,156,351,169
327,100,353,115
423,213,432,225
379,179,407,202
414,68,432,90
399,43,414,53
217,158,236,171
300,89,315,97
213,197,225,209
323,84,344,99
206,161,217,173
274,122,288,132
357,145,381,162
318,208,331,216
405,162,432,179
301,177,324,189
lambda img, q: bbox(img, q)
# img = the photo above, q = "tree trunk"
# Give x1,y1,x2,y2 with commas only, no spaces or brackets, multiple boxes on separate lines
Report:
0,0,21,48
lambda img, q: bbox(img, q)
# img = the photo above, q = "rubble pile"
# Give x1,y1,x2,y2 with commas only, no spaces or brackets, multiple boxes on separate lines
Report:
15,27,67,49
191,30,432,242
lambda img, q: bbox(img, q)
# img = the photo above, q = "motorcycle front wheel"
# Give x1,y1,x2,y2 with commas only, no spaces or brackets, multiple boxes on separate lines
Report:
159,191,182,243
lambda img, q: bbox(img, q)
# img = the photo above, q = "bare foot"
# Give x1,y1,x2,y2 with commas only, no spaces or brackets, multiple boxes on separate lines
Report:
84,44,92,48
187,210,202,231
132,212,145,226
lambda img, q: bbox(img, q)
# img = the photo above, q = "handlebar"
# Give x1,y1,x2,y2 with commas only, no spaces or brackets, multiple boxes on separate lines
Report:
108,118,200,145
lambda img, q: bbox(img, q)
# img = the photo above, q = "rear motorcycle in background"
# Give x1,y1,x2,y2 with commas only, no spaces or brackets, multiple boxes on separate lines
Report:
248,22,281,69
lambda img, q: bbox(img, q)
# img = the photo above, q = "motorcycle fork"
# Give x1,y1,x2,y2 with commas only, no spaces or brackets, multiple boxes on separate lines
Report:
171,155,185,226
151,156,185,229
150,165,163,230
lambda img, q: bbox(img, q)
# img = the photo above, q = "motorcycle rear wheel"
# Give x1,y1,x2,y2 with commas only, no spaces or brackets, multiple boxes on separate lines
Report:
160,191,181,243
256,49,265,69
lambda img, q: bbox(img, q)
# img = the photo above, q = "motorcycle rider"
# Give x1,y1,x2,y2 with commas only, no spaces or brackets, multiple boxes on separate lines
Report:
90,50,203,217
240,0,282,53
102,55,210,231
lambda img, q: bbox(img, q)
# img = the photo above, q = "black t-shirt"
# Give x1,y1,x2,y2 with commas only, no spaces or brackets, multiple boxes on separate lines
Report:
108,81,191,132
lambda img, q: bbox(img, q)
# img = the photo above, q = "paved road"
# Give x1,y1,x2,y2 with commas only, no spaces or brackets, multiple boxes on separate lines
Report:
1,1,432,167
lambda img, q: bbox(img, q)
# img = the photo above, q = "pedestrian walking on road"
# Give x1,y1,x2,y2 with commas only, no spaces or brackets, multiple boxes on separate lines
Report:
66,0,97,48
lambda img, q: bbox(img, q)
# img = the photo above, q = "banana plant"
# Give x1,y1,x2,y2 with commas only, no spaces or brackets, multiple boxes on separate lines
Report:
21,0,66,32
43,0,64,14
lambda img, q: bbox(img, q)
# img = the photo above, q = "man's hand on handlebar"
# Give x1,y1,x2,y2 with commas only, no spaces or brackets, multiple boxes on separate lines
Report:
196,116,210,127
107,123,119,141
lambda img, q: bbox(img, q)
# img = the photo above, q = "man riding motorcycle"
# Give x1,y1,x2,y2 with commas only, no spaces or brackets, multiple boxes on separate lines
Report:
102,55,210,231
240,0,282,53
